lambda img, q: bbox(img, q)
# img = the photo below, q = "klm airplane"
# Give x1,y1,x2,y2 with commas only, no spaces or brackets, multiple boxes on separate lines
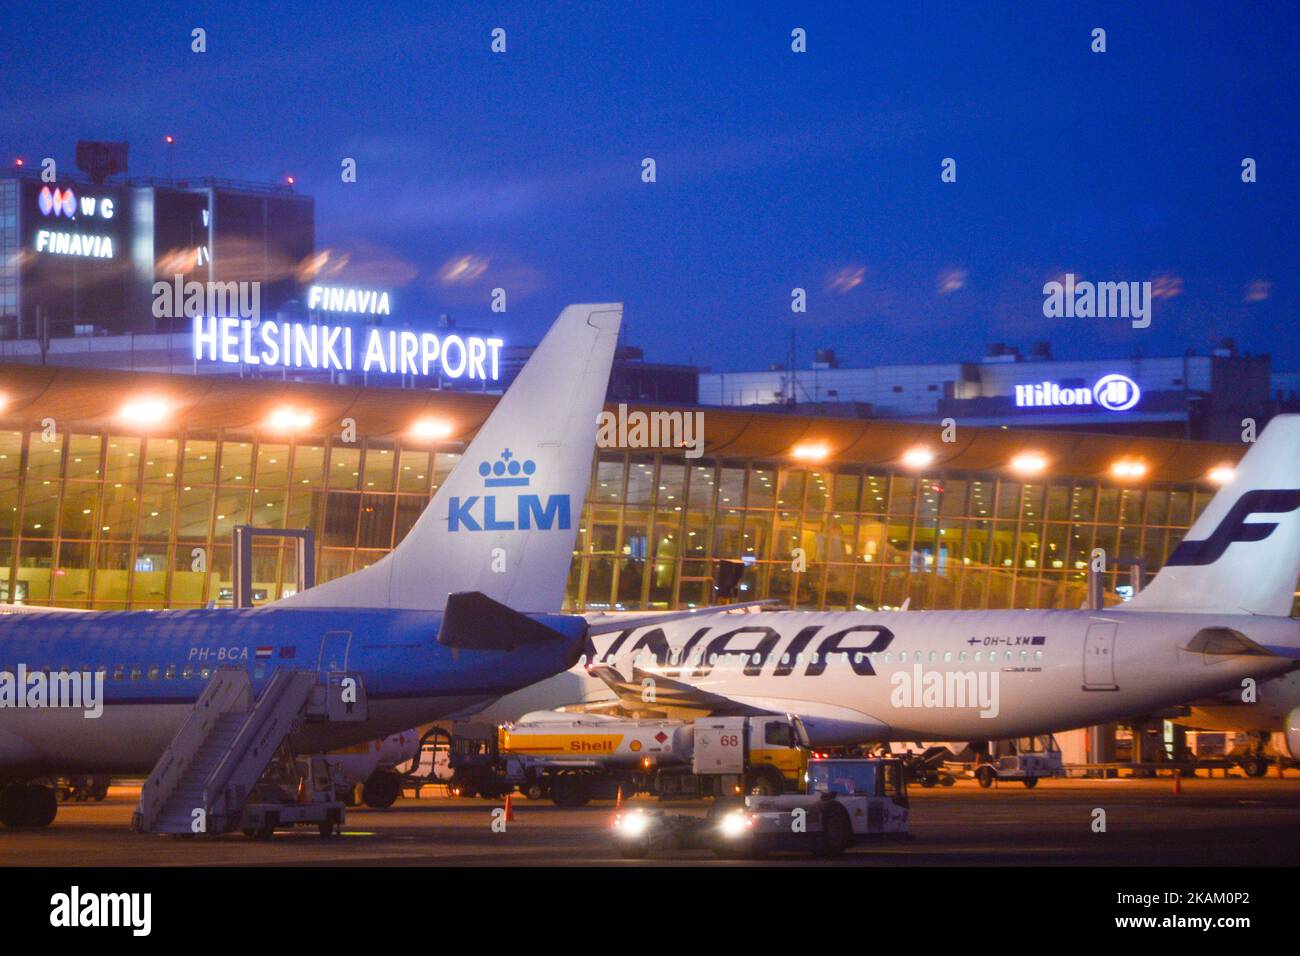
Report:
0,303,623,828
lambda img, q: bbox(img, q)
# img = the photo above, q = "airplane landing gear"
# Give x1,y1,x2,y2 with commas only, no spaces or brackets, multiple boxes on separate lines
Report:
0,782,59,828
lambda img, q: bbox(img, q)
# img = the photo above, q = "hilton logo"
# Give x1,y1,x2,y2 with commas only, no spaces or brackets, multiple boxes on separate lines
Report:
1014,374,1140,412
447,450,570,532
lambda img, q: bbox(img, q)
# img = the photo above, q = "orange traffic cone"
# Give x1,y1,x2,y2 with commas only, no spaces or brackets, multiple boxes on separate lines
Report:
615,785,624,809
503,792,514,822
1171,770,1181,795
297,775,309,804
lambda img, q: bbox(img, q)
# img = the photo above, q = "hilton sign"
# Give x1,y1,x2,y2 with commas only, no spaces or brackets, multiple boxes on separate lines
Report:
1014,374,1141,412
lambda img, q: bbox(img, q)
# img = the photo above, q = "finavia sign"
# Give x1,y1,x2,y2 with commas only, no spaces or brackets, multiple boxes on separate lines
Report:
307,285,391,316
1014,374,1141,412
192,316,503,380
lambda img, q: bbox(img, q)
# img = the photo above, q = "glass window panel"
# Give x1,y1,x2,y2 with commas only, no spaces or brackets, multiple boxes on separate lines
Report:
357,494,395,549
1145,488,1169,526
27,433,63,480
686,463,715,511
717,464,746,511
1097,486,1120,523
253,484,286,529
1168,489,1192,526
219,441,253,485
1046,481,1071,521
181,439,218,484
0,481,19,538
748,466,775,509
212,489,251,538
996,481,1021,519
889,475,916,516
393,495,423,546
66,434,102,480
101,483,139,539
53,540,92,607
318,548,354,584
625,457,656,506
171,544,207,606
1021,483,1045,520
397,449,431,494
777,469,805,508
805,470,830,514
93,542,131,606
291,444,326,490
104,437,141,483
833,471,860,513
432,453,460,495
939,478,967,518
658,463,685,511
142,437,179,482
255,443,290,489
1070,482,1097,522
17,539,54,604
1120,489,1143,524
176,485,214,541
595,456,626,505
21,486,58,537
322,492,360,547
741,512,770,560
0,431,22,479
132,546,169,605
362,442,396,492
138,486,175,541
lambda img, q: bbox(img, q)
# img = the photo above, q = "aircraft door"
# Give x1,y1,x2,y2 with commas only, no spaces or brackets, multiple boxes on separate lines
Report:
1082,622,1118,691
318,630,352,679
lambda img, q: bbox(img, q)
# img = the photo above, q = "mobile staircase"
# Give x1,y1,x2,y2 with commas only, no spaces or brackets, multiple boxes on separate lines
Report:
132,667,363,835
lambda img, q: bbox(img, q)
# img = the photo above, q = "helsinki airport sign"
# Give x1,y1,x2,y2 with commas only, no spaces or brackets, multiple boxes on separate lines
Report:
192,316,504,381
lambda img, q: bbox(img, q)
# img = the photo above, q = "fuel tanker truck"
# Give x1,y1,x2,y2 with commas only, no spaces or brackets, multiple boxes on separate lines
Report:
492,711,812,806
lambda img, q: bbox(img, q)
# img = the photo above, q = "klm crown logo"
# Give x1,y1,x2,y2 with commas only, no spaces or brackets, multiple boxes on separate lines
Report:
449,448,570,533
479,448,536,487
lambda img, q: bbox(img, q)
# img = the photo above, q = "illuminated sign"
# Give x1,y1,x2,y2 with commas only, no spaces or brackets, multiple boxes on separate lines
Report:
37,186,115,220
192,317,503,380
307,285,391,316
34,230,114,258
1014,374,1140,412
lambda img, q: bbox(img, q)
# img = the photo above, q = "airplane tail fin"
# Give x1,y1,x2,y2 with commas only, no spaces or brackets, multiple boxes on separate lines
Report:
1124,414,1300,616
279,303,622,612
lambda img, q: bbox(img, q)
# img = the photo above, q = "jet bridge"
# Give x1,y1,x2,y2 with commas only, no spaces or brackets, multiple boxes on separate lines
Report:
132,666,367,835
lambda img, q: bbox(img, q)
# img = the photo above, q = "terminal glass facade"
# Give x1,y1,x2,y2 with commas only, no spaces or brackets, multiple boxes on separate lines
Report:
0,428,1221,613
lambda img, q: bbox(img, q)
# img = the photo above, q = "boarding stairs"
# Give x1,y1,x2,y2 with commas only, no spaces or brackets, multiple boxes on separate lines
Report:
132,667,362,835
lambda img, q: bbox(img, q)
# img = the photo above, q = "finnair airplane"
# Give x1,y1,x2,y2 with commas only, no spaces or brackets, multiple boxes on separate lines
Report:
0,303,623,828
477,415,1300,758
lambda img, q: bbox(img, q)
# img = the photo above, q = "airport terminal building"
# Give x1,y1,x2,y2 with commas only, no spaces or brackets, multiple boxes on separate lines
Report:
0,361,1257,616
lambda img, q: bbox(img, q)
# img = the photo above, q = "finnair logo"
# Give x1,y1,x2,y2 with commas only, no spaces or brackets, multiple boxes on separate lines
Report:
447,449,570,532
890,664,1000,718
1166,489,1300,566
0,666,104,718
1014,374,1140,412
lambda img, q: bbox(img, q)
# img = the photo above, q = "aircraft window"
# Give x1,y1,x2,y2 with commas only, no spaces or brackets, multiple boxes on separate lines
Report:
708,654,717,665
751,653,762,666
944,651,952,662
1035,650,1043,661
884,652,892,663
928,651,937,663
1020,651,1028,662
669,649,681,666
1005,651,1013,661
810,653,820,664
128,666,141,681
164,664,176,680
147,666,160,681
200,667,212,679
182,665,194,679
112,665,124,681
959,651,968,662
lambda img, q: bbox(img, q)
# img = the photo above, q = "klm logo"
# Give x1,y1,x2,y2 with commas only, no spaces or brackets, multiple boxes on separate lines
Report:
447,449,571,532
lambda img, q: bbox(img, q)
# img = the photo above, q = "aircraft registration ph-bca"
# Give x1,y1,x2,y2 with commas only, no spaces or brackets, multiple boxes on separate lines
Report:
0,304,625,828
478,416,1300,757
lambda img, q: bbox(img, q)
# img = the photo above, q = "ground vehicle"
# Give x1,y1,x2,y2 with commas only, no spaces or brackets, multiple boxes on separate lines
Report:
611,757,909,859
239,756,346,840
950,735,1063,788
500,712,810,805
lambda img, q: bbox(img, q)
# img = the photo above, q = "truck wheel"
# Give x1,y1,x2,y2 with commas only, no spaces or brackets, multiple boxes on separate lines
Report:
744,770,782,796
551,776,592,808
524,782,545,801
1022,776,1038,789
318,822,337,838
361,771,401,809
1241,756,1268,778
619,841,649,859
815,803,852,857
920,776,937,788
976,766,995,788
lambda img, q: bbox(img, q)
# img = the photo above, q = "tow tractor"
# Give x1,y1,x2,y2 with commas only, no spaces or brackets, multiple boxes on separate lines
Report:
946,735,1063,788
611,756,910,859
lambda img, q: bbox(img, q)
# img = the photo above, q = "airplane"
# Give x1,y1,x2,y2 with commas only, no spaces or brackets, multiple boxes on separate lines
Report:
0,302,623,828
1171,671,1300,774
473,415,1300,769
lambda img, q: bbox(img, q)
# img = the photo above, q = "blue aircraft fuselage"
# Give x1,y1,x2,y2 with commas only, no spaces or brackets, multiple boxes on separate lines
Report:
0,607,587,775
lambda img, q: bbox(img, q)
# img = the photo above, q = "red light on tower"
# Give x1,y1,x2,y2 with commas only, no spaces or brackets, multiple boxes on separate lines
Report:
286,175,296,186
164,135,175,145
14,158,23,167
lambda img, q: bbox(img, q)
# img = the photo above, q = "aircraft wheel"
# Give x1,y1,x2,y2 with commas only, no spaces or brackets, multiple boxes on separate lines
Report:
361,771,401,808
1022,776,1038,789
975,766,995,788
920,776,937,788
1241,756,1268,778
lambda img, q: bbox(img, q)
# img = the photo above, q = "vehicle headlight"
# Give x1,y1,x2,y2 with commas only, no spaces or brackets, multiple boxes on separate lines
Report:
616,811,648,837
720,811,752,839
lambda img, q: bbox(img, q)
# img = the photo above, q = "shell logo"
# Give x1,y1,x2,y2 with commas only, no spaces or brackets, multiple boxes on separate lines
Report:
630,740,642,752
